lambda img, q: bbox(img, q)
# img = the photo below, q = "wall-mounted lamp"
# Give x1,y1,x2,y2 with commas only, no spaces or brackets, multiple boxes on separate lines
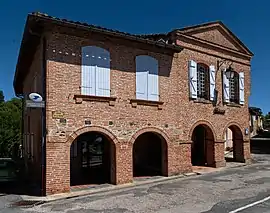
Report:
217,59,233,72
213,59,234,109
225,66,235,80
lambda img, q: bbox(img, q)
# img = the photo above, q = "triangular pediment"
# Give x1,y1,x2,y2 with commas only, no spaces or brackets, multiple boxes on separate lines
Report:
178,21,253,56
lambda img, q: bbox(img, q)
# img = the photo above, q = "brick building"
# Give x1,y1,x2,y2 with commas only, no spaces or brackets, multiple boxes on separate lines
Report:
14,12,253,195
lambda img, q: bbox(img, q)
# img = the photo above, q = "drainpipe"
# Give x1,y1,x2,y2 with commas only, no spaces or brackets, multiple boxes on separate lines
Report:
41,36,47,196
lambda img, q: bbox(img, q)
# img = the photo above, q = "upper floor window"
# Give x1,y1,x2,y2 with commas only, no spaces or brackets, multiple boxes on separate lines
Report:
136,55,159,101
81,46,110,97
197,63,209,99
188,60,216,101
229,71,239,103
223,70,245,105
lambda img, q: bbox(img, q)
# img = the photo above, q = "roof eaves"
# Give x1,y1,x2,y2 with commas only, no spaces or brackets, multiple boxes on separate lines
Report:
30,12,182,51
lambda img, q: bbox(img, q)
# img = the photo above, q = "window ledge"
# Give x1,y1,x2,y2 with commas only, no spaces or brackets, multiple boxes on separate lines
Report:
193,99,212,104
74,94,117,106
226,103,242,108
129,99,164,110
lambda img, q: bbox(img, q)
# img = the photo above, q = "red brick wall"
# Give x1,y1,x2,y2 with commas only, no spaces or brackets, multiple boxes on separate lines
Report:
39,28,252,194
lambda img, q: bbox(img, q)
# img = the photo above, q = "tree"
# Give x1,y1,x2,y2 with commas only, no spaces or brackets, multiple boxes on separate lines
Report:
0,96,22,158
0,90,4,103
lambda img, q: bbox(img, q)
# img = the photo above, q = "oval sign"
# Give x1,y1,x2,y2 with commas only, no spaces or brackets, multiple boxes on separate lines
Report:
29,93,43,102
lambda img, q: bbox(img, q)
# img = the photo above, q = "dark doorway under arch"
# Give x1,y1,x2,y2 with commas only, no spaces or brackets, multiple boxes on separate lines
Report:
191,125,215,166
133,132,168,177
70,131,116,186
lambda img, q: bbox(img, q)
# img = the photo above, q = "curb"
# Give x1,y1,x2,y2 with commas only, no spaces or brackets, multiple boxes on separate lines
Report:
21,172,198,203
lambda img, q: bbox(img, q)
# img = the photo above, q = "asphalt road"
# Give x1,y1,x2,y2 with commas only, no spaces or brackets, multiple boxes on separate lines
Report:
1,153,270,213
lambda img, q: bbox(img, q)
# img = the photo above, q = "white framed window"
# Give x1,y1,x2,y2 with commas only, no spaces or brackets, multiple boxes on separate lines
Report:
223,70,244,105
188,60,216,101
81,46,110,97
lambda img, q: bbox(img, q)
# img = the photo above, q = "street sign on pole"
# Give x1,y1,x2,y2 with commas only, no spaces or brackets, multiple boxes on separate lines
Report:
25,100,45,108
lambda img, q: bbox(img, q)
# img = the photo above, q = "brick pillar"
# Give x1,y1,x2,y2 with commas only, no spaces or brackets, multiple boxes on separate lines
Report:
213,141,226,168
235,139,251,163
168,141,192,175
46,141,70,195
115,142,133,184
243,140,252,164
206,139,215,166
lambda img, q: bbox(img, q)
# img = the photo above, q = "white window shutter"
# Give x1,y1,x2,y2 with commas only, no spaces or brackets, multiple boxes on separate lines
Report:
81,47,96,96
239,72,245,105
223,69,230,103
136,56,148,100
96,66,110,97
188,60,197,99
148,58,159,101
136,71,148,100
148,72,159,101
209,65,216,101
94,47,110,97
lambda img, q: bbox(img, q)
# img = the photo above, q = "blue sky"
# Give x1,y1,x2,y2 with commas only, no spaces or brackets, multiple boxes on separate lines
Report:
0,0,268,113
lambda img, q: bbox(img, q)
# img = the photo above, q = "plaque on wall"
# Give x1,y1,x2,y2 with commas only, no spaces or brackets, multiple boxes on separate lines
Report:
52,111,65,119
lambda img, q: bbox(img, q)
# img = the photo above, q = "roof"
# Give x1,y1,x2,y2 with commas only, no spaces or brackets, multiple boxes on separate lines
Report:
32,12,173,42
175,21,253,56
14,12,182,95
14,13,253,95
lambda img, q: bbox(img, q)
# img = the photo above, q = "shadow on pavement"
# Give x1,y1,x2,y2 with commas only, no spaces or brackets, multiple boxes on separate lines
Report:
251,139,270,154
0,181,41,196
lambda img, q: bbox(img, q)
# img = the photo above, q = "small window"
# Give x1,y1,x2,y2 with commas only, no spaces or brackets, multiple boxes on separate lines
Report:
229,71,239,103
197,63,209,99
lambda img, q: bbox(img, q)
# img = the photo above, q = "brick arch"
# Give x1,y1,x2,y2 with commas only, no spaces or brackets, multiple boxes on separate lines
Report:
223,121,246,162
222,122,243,140
130,127,169,177
135,54,158,60
188,120,217,141
82,45,110,54
129,127,171,145
67,126,118,146
197,61,211,68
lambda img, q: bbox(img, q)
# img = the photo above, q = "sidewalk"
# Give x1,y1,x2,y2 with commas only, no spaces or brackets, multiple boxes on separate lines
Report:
21,172,197,202
20,161,248,203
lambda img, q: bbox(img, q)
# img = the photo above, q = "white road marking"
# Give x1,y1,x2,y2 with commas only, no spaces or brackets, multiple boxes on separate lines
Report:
229,195,270,213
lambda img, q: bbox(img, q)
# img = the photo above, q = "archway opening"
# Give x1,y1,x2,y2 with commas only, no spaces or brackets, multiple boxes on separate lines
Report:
191,124,215,167
133,132,168,177
224,125,244,162
70,131,116,186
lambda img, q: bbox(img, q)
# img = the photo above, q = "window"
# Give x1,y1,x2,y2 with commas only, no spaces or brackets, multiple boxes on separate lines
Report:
197,63,209,99
81,46,110,97
229,72,239,103
223,70,244,105
188,60,216,101
136,55,159,101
